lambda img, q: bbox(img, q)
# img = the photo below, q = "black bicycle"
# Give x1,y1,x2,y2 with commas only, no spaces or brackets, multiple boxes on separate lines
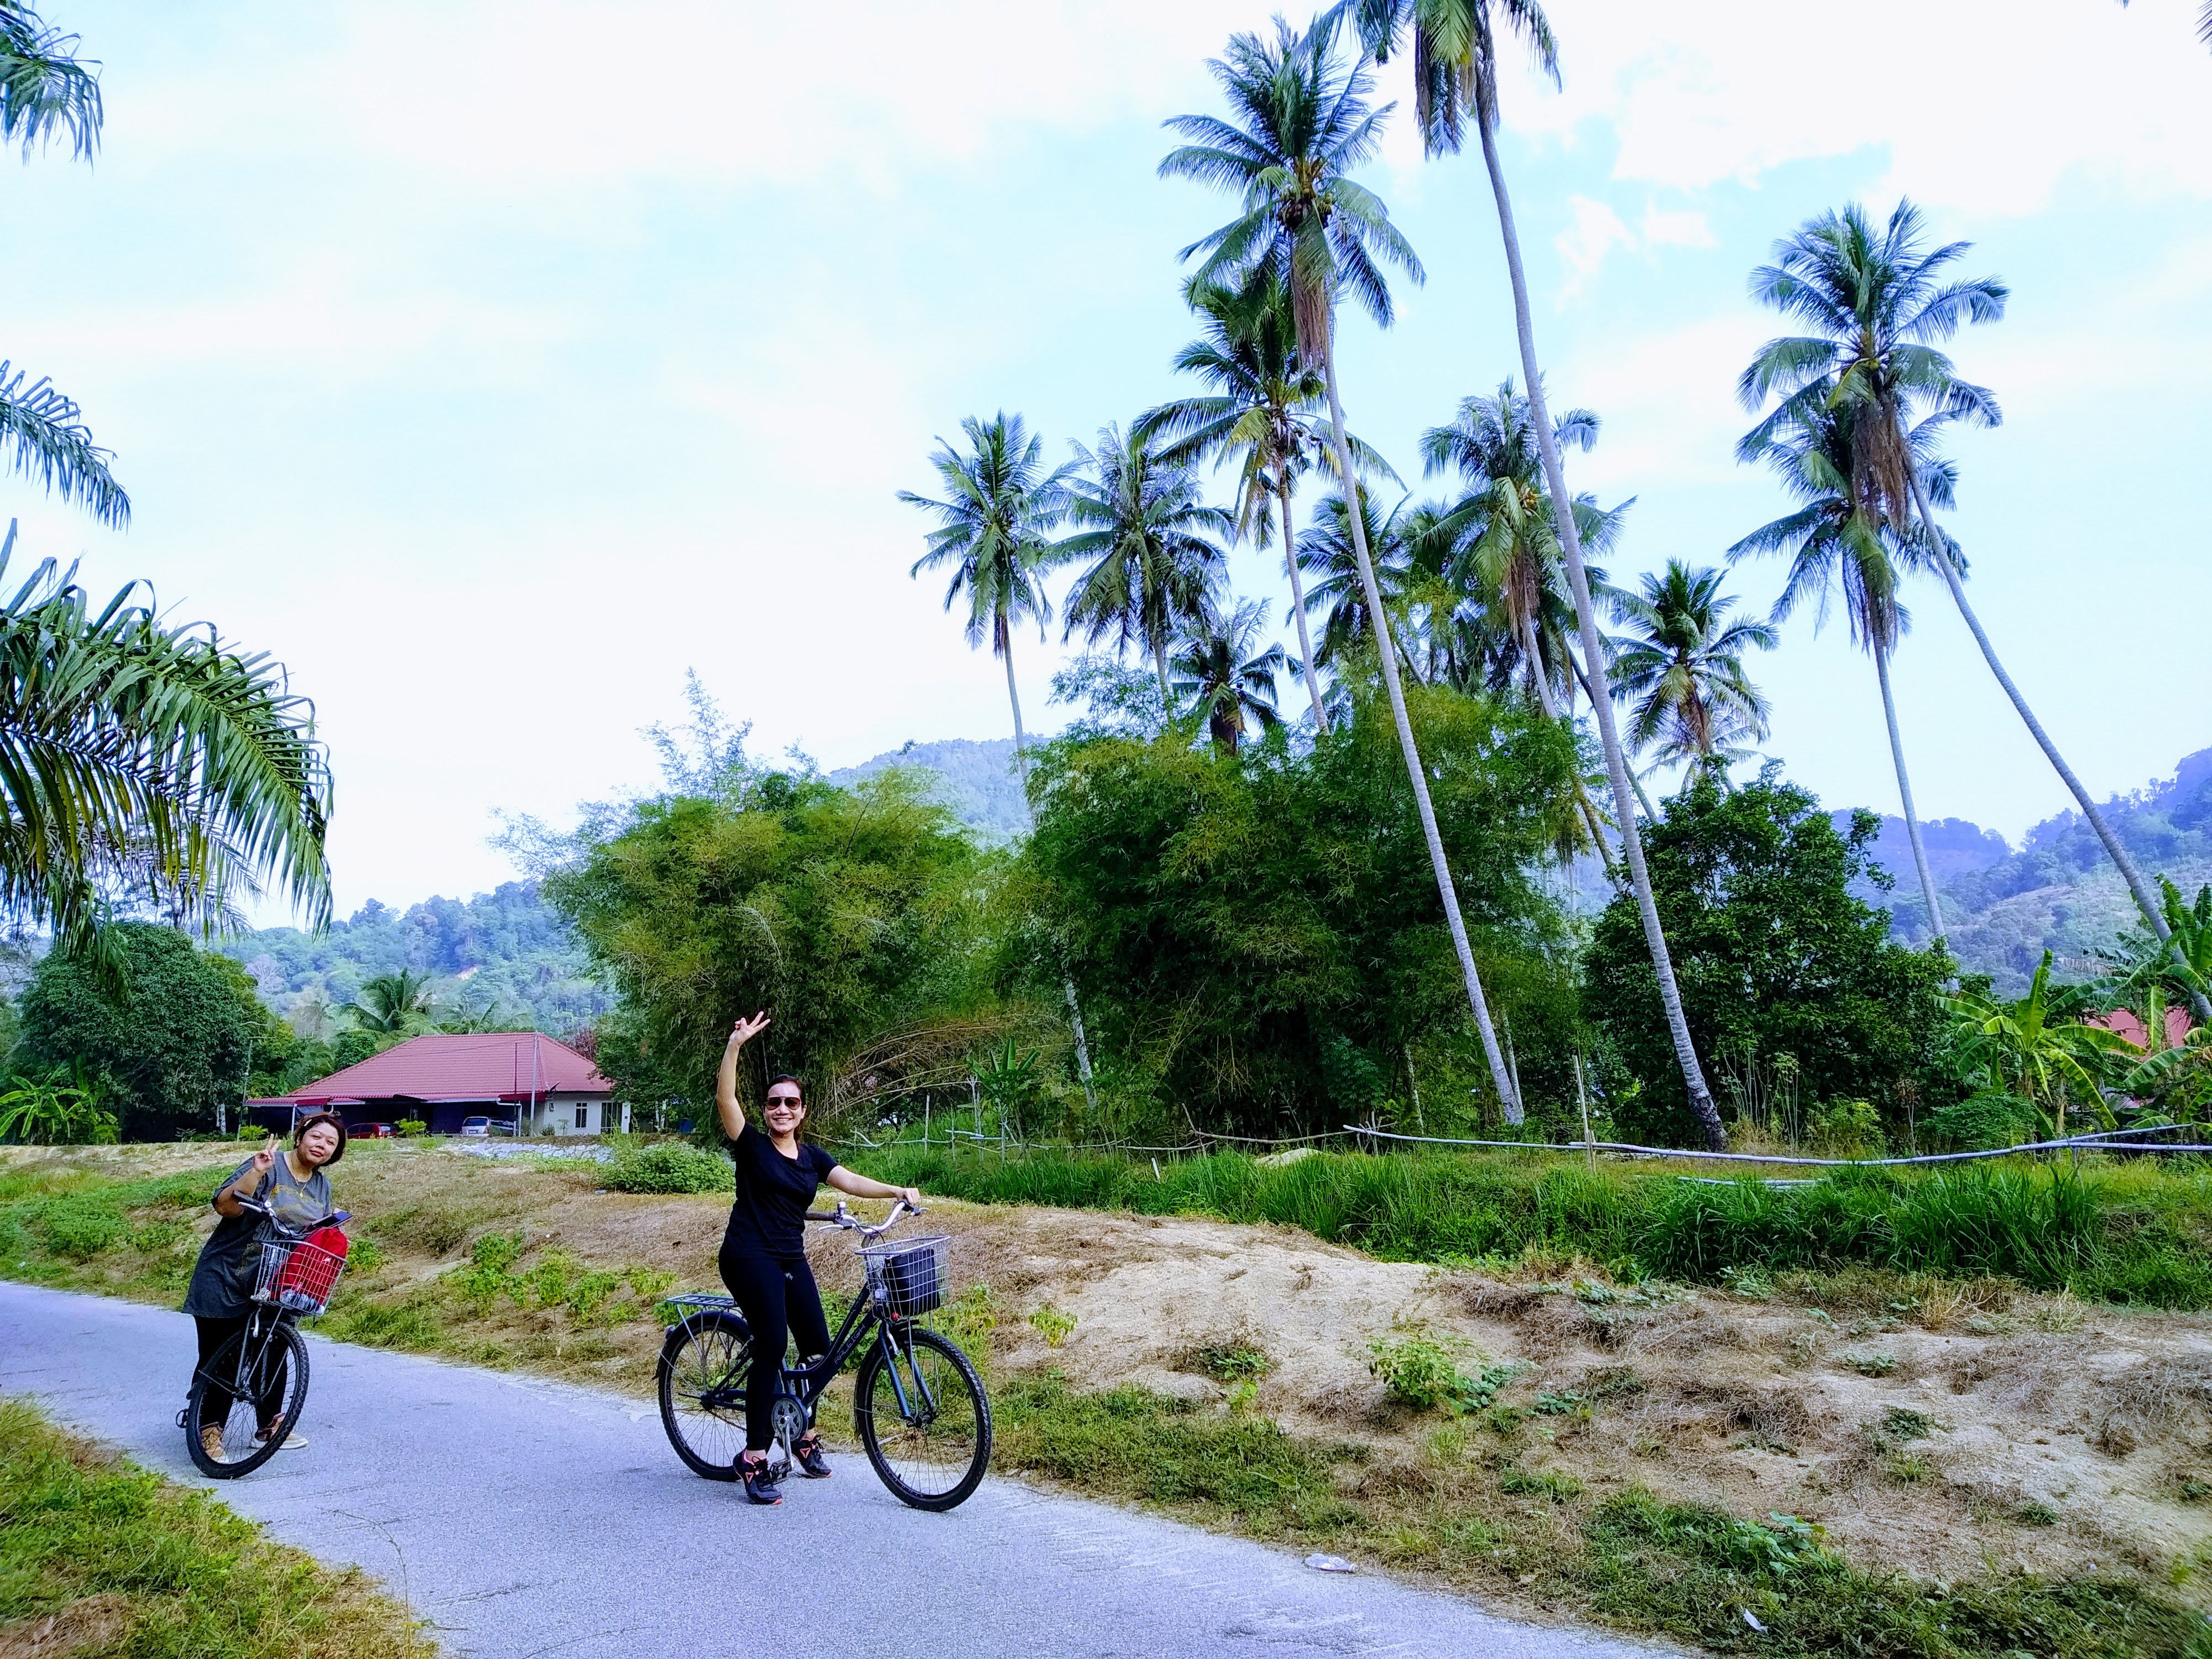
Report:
181,1198,349,1480
656,1200,992,1511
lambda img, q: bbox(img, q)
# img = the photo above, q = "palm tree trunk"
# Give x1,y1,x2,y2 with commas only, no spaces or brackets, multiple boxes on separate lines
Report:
1568,648,1661,827
1905,466,2212,1025
1154,638,1172,708
1872,640,1947,947
1317,332,1521,1122
1000,617,1102,1100
1527,613,1620,879
1279,474,1332,732
1474,97,1725,1150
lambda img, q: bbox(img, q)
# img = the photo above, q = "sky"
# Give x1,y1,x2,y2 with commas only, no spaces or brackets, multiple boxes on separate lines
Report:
3,0,2208,925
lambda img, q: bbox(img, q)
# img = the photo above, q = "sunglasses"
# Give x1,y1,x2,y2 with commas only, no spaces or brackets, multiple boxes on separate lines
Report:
766,1094,803,1108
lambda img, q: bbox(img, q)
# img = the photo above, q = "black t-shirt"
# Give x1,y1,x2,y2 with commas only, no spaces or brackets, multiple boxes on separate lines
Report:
723,1120,839,1258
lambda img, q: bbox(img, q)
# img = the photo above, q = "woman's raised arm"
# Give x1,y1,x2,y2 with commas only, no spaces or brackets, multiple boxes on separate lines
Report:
715,1013,770,1140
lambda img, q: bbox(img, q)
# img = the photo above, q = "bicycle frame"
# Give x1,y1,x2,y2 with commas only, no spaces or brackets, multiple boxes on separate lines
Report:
662,1202,942,1436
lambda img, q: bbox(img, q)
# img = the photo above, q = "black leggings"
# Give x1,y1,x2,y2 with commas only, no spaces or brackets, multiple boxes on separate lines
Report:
717,1246,831,1453
193,1313,288,1430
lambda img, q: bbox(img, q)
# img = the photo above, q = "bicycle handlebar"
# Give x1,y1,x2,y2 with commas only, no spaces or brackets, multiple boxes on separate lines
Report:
229,1194,349,1235
804,1198,924,1240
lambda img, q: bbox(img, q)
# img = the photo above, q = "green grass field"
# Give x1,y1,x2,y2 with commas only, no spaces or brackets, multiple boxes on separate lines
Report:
849,1144,2212,1308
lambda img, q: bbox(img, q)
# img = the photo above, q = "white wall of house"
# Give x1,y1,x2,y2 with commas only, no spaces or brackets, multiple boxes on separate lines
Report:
517,1094,619,1136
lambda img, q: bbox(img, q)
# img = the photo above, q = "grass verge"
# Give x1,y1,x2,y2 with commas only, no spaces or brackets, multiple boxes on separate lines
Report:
0,1397,426,1657
849,1145,2212,1308
994,1373,2211,1659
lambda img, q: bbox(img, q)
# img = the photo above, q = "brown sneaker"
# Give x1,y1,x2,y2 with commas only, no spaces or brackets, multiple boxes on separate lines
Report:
200,1424,226,1463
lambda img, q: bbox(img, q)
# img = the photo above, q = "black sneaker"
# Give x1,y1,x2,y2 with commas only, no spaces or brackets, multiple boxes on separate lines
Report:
794,1432,832,1479
739,1454,782,1506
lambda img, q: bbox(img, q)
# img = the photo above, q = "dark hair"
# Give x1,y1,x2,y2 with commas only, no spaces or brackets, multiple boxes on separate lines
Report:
766,1074,804,1103
295,1112,347,1166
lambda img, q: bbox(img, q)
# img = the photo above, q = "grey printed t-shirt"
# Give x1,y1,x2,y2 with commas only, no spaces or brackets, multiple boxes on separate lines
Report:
180,1153,333,1319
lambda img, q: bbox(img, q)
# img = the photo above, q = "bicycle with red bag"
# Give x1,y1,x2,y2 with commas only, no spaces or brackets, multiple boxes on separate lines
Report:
181,1196,351,1478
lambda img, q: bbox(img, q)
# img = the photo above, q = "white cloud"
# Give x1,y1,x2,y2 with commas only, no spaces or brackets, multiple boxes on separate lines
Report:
1556,195,1636,291
1498,0,2212,212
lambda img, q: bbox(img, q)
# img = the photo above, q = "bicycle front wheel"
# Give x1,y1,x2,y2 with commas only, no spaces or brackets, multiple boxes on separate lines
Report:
658,1311,752,1481
854,1325,991,1511
185,1320,309,1480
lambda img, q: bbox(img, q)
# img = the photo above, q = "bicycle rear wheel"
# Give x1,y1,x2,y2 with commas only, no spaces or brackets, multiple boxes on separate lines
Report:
185,1321,309,1480
854,1325,991,1511
658,1311,752,1480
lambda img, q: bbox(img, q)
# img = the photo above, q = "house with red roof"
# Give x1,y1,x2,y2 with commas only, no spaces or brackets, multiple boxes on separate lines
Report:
249,1032,620,1138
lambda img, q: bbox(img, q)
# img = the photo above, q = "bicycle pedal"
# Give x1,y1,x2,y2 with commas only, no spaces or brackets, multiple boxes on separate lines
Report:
174,1408,188,1430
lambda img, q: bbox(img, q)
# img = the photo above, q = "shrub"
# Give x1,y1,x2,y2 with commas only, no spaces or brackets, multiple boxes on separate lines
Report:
1367,1329,1514,1413
395,1119,427,1137
607,1142,731,1195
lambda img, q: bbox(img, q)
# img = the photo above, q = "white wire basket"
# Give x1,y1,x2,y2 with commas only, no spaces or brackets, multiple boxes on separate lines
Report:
862,1235,948,1318
253,1237,347,1315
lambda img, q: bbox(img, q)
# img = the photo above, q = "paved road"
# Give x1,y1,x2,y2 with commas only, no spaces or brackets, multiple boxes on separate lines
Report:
2,1283,1660,1659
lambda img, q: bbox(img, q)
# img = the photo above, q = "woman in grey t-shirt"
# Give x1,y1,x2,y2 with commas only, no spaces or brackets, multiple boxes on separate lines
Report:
182,1114,345,1459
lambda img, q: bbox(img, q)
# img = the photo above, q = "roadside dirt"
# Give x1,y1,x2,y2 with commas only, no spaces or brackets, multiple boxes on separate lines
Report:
17,1140,2212,1589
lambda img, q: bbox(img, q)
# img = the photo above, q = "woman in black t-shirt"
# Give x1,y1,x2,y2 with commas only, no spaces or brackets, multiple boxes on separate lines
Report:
716,1012,920,1506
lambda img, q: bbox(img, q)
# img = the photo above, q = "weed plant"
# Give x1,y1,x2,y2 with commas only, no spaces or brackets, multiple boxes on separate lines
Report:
853,1146,2212,1308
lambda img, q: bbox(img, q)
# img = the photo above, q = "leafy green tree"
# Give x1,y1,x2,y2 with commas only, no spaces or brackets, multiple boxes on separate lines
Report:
1018,679,1579,1130
1730,398,1955,941
1944,951,2132,1138
1583,775,1952,1147
12,921,290,1139
1170,598,1285,755
543,767,989,1130
1738,200,2211,1026
1138,273,1396,731
1162,17,1528,1123
0,530,333,957
1349,0,1727,1148
1606,561,1775,789
1058,424,1230,699
1,6,126,526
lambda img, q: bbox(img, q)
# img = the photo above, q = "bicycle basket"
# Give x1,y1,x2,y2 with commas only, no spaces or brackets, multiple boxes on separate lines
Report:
254,1238,347,1315
862,1235,948,1318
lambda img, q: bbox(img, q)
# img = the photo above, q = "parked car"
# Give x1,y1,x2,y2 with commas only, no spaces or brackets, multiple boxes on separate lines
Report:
460,1115,518,1137
349,1122,397,1139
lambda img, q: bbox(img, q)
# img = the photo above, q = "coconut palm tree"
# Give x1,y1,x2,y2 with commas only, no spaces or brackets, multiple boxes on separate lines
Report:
1297,489,1412,674
1138,274,1397,732
1058,424,1231,700
2115,0,2212,52
1348,0,1726,1146
900,413,1070,791
1420,380,1594,721
346,968,441,1035
1606,561,1775,790
1171,598,1287,755
0,523,333,954
899,414,1099,1092
1738,200,2210,1025
1162,15,1525,1120
1,6,126,527
1730,399,1954,942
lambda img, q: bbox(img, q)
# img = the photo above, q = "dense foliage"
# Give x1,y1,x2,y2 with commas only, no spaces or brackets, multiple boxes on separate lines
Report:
1584,775,1952,1146
1016,680,1582,1132
545,765,990,1121
11,922,290,1139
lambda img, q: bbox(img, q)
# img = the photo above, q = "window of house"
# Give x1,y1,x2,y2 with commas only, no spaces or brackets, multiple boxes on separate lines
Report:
575,1104,588,1130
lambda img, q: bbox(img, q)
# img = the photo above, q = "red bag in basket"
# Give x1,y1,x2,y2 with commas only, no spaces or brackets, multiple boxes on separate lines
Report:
274,1225,349,1308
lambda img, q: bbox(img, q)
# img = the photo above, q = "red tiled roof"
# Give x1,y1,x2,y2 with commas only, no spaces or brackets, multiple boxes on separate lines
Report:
268,1033,613,1107
2090,1008,2195,1050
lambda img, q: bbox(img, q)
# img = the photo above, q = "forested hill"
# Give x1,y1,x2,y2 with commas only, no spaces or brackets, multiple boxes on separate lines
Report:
218,883,612,1034
1842,744,2212,992
827,737,1026,840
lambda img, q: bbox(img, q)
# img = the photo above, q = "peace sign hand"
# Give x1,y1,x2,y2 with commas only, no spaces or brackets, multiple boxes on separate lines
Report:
727,1011,771,1050
250,1135,280,1176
